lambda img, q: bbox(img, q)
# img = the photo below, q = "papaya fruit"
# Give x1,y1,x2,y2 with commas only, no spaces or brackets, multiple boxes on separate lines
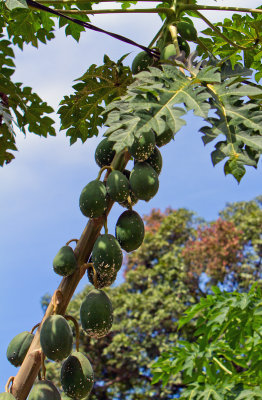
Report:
160,43,177,60
131,51,154,74
6,331,34,367
129,162,159,201
92,234,123,273
79,180,108,218
61,351,94,399
0,394,16,400
80,289,113,338
129,131,156,162
28,380,61,400
177,21,197,41
139,147,162,175
155,127,174,147
53,246,77,277
115,210,145,252
87,265,117,289
95,137,115,168
178,36,190,57
40,315,73,361
118,169,138,209
106,170,130,203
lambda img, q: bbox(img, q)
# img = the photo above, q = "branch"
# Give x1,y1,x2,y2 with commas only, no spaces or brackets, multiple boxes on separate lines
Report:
11,150,130,400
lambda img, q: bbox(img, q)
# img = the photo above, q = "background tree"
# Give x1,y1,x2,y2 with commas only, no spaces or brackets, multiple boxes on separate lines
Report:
44,197,261,399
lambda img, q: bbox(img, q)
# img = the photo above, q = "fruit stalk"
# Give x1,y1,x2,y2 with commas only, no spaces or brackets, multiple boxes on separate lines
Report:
11,149,130,400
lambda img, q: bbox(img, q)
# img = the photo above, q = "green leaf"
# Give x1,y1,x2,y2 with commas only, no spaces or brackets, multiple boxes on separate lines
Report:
5,0,28,10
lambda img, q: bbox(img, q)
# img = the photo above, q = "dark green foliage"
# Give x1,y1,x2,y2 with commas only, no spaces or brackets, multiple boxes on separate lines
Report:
106,170,130,203
6,331,34,367
131,51,154,74
177,21,197,41
52,246,77,277
79,180,108,218
155,128,174,147
129,130,156,162
80,289,113,338
0,394,16,400
40,315,73,361
115,210,145,252
178,36,190,57
160,43,177,60
95,137,116,168
130,162,159,201
143,147,162,175
92,234,123,274
61,351,94,399
28,380,61,400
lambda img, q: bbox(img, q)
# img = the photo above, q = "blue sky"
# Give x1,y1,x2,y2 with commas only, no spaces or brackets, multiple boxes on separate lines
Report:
0,0,261,391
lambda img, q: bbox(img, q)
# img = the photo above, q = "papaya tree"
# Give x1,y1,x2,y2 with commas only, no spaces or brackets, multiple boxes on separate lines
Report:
0,0,262,399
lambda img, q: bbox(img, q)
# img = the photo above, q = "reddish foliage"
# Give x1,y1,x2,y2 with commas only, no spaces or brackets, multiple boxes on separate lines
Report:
182,218,244,281
143,207,172,234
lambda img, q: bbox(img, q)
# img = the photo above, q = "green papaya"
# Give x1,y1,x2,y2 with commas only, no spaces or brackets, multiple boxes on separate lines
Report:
79,180,108,218
129,131,156,162
53,246,77,277
87,265,117,289
131,51,154,74
118,170,138,209
6,331,34,367
115,210,145,252
139,147,162,175
0,394,16,400
155,128,174,147
28,380,61,400
130,162,159,201
95,138,116,168
80,289,113,338
40,315,73,361
178,36,190,57
92,234,123,273
160,43,177,60
106,170,130,203
177,21,197,41
61,351,94,399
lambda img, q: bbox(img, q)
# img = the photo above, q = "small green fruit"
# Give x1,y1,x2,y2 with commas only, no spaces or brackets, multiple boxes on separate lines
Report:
161,44,177,60
40,315,73,361
61,351,94,399
28,380,61,400
92,234,123,273
0,394,16,400
115,210,145,252
177,21,197,41
87,266,117,289
53,246,77,277
130,162,159,201
129,131,156,162
155,128,174,147
79,180,108,218
141,147,162,175
95,138,116,167
6,331,34,367
80,289,113,338
131,51,153,74
106,170,130,203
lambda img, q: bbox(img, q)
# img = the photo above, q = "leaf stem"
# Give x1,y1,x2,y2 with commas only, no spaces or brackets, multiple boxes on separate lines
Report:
180,4,262,14
213,357,232,375
37,0,161,2
195,10,259,51
50,7,169,14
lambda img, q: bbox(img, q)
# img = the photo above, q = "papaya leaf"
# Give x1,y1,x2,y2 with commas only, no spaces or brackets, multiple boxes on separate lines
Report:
58,55,133,144
5,0,28,10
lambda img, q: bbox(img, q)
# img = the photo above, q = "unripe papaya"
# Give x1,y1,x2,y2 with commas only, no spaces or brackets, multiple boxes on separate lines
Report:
178,36,190,57
6,331,34,367
155,128,174,147
80,289,113,338
95,138,116,168
106,170,130,203
115,210,145,252
161,43,177,60
118,170,138,209
92,234,123,273
28,380,61,400
79,180,108,218
177,21,197,41
40,315,73,361
140,147,162,175
131,51,153,74
129,131,156,162
0,394,16,400
53,246,77,277
61,351,94,399
130,162,159,201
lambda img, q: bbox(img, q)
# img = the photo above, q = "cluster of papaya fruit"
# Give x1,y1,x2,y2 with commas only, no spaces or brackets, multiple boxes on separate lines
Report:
132,20,197,74
1,27,185,398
